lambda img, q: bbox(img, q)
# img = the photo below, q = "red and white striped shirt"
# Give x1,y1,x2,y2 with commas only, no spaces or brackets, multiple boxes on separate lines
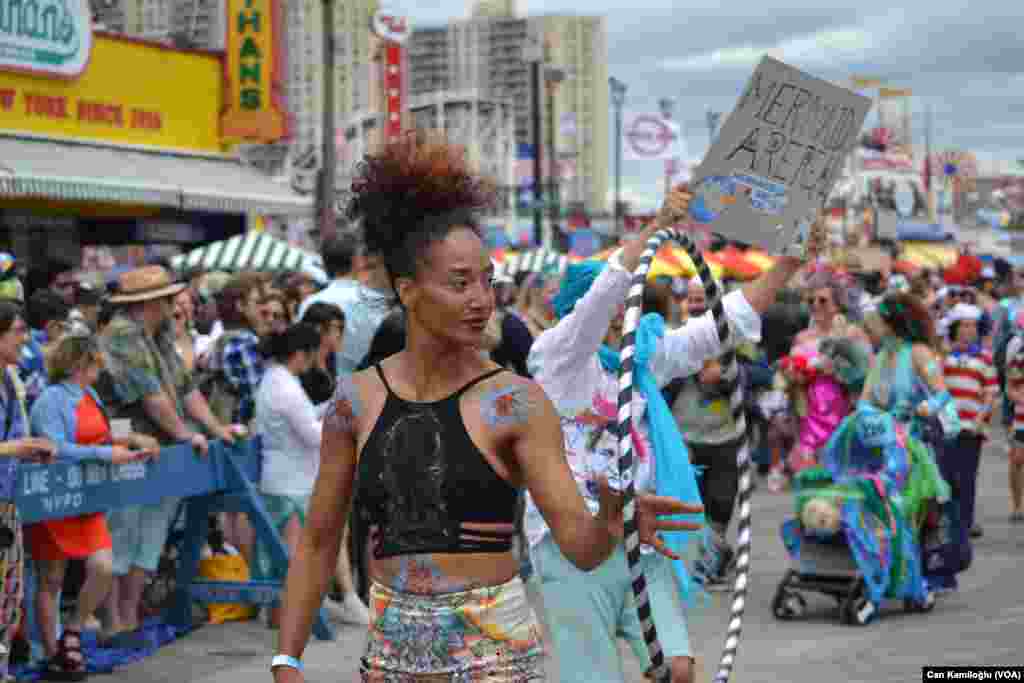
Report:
944,348,997,434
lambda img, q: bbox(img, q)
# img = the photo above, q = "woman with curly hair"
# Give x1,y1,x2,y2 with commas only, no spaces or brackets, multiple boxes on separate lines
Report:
861,292,965,594
270,132,699,682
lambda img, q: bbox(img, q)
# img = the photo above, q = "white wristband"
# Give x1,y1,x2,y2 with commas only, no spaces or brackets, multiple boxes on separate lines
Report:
271,654,303,673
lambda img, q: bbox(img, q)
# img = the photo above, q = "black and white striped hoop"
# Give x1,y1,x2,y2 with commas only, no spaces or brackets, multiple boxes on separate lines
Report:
616,227,752,683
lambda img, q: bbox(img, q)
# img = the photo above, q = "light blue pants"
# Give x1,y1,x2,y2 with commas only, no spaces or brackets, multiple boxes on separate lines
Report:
107,497,181,575
530,537,692,683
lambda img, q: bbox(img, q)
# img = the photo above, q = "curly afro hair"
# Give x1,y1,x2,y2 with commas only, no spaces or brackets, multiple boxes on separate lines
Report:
346,131,495,293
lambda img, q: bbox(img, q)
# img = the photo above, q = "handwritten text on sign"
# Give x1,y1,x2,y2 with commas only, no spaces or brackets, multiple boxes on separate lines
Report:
690,56,870,254
727,68,860,204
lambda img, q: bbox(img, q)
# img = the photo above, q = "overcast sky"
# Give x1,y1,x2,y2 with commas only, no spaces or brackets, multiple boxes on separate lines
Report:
387,0,1024,211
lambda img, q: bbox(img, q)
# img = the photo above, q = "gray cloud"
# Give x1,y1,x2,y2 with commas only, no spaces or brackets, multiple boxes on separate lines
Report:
398,0,1024,208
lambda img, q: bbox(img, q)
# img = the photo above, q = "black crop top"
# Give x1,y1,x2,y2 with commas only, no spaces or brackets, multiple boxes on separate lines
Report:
354,365,520,559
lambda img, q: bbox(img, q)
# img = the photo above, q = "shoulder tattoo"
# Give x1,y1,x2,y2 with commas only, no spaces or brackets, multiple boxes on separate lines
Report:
481,384,537,427
325,373,362,435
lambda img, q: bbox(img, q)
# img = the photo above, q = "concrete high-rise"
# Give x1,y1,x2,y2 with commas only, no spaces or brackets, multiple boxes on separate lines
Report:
470,0,517,18
406,9,609,214
89,0,380,184
283,0,379,192
541,15,609,216
90,0,225,48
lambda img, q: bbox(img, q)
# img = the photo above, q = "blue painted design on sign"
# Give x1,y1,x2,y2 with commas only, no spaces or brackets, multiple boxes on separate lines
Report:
690,173,788,225
689,175,739,224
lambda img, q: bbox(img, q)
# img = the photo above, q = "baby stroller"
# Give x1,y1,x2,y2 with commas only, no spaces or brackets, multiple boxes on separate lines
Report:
771,405,949,626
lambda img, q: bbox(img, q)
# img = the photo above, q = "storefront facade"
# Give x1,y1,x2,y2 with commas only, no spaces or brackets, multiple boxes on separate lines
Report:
0,2,310,276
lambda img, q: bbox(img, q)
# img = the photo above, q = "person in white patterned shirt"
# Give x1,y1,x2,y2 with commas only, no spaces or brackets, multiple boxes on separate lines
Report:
525,191,818,683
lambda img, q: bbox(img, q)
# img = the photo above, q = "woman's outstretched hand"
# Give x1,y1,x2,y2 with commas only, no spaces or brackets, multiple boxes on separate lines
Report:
597,477,704,560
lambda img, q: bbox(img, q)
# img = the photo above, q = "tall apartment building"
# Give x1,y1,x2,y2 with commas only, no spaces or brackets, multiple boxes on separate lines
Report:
470,0,517,19
542,15,609,217
91,0,380,190
90,0,226,48
406,9,609,213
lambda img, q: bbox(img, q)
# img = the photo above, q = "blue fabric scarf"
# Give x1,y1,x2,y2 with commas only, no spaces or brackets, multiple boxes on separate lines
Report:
598,314,705,603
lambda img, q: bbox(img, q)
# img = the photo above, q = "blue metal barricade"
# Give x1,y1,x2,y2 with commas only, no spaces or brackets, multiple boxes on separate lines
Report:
15,438,334,641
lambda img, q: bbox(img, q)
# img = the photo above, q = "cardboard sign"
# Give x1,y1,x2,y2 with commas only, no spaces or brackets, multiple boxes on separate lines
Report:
689,56,871,253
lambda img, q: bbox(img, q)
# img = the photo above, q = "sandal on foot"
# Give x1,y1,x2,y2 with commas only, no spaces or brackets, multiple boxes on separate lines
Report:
43,629,87,681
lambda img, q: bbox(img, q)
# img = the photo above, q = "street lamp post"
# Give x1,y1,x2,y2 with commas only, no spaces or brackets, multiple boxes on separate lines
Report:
609,76,627,234
525,31,544,247
658,97,675,200
317,0,337,245
546,66,566,250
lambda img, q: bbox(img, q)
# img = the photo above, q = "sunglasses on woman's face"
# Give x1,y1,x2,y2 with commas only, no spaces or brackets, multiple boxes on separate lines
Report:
808,296,831,306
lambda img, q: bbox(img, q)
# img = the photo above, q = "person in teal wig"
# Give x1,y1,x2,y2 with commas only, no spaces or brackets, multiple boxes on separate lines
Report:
524,190,824,683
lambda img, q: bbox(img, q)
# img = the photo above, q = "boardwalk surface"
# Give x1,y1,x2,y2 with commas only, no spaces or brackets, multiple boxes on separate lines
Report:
106,436,1024,682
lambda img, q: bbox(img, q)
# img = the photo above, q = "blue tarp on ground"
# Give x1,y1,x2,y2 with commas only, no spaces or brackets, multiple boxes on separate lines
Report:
13,617,193,679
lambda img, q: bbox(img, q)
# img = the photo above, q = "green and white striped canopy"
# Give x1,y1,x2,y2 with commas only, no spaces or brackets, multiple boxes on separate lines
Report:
171,232,319,273
495,248,568,281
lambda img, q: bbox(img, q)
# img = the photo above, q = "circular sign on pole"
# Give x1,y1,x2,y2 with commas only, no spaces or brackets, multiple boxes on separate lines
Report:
371,12,411,43
624,115,677,159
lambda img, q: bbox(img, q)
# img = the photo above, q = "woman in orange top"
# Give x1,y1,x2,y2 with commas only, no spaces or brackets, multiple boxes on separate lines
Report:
27,336,157,681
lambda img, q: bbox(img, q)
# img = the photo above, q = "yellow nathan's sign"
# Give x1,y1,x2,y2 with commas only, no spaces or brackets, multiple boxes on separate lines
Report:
221,0,287,143
0,33,223,151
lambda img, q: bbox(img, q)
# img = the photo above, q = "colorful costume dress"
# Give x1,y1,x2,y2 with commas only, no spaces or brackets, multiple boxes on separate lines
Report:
867,339,963,592
781,331,869,473
782,404,946,606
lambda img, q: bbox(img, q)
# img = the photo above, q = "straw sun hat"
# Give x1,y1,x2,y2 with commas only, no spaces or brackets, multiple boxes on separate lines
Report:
109,266,187,304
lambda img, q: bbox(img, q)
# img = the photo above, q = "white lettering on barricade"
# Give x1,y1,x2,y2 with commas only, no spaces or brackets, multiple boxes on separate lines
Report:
84,463,107,486
14,440,335,641
66,464,83,489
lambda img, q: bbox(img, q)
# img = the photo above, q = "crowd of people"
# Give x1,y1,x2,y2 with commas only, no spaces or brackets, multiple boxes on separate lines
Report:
0,133,1021,683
